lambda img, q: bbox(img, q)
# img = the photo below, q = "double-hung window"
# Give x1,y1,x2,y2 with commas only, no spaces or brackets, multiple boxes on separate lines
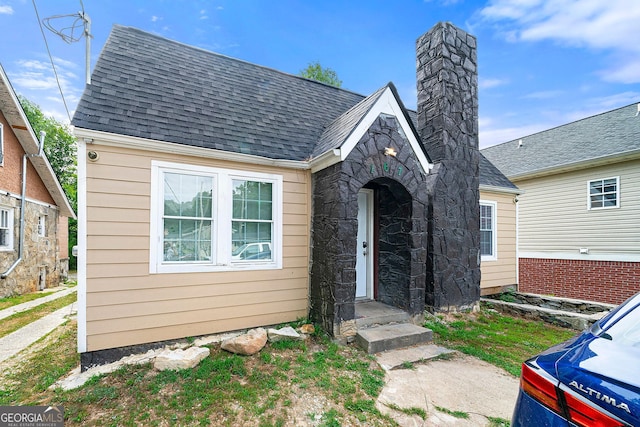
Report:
479,201,497,261
150,161,282,273
588,177,619,210
0,207,13,251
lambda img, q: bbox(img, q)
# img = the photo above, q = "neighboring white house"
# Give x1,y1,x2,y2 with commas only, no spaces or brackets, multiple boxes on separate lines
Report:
482,102,640,305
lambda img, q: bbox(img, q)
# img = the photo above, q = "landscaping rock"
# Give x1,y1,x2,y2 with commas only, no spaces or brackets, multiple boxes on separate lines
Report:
298,324,315,335
267,326,301,342
154,346,210,371
221,328,267,355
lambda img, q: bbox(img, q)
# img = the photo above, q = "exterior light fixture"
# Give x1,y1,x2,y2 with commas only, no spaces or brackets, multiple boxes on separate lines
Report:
384,147,397,157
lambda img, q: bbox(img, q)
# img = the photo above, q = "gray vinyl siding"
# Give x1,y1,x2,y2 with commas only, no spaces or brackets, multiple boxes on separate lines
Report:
514,158,640,258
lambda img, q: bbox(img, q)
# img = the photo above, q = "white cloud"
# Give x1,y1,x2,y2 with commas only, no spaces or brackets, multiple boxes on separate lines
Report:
479,77,508,89
16,60,49,70
522,90,563,99
0,5,13,14
151,15,162,22
600,58,640,84
479,120,551,148
479,0,640,83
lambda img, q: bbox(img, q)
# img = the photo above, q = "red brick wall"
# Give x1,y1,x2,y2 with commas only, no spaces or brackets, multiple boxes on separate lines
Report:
519,258,640,305
0,112,55,205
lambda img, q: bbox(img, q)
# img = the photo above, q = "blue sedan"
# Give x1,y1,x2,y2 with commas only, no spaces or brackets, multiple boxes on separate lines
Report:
512,292,640,427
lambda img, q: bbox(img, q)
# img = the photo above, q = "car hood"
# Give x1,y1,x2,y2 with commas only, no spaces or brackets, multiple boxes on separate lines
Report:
556,337,640,425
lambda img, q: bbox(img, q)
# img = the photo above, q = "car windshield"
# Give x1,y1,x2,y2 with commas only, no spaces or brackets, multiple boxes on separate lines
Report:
232,244,248,256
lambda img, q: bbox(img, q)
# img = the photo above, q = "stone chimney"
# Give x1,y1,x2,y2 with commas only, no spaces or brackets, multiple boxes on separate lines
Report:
417,22,480,310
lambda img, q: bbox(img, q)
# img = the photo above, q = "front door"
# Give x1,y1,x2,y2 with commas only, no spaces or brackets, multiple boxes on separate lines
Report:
356,189,373,299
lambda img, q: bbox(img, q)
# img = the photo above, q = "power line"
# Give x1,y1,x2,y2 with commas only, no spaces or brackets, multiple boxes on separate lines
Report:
31,0,72,122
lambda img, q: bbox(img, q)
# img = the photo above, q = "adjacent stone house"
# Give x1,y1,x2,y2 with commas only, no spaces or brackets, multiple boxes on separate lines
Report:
72,22,515,367
0,64,75,296
483,103,640,304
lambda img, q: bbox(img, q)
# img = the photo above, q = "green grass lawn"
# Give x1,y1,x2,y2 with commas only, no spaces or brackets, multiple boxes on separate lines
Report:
0,307,576,426
0,292,55,311
0,292,77,339
424,308,577,377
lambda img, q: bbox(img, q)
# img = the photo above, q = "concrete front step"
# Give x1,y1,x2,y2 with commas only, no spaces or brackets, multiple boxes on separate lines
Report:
355,323,433,354
355,300,411,328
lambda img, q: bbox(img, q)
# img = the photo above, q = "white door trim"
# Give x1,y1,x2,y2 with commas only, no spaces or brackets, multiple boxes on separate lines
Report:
356,189,374,299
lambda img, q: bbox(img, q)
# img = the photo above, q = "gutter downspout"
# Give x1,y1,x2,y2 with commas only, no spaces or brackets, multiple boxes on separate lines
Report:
1,131,45,279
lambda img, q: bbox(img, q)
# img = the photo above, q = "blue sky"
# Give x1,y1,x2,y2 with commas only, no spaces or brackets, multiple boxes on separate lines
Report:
1,0,639,148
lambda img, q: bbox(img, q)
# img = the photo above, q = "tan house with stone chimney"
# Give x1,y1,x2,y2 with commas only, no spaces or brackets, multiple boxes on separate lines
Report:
73,23,517,368
0,64,75,296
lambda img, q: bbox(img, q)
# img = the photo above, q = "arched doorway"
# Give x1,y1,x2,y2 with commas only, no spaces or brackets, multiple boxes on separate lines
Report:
357,178,413,312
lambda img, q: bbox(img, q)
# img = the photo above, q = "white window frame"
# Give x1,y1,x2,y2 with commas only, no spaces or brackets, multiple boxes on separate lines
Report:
0,122,4,166
479,200,497,261
0,206,14,251
37,215,46,237
587,176,620,210
149,160,283,274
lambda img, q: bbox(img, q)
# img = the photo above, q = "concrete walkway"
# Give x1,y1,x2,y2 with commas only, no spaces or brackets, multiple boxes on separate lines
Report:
0,286,76,321
0,287,77,363
376,345,519,426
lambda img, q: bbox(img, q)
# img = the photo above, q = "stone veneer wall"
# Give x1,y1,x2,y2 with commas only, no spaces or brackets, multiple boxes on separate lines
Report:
310,114,428,337
519,258,640,305
0,193,63,296
416,22,481,311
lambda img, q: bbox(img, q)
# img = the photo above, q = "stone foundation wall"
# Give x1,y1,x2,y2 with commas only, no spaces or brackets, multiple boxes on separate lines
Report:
0,193,63,296
519,258,640,305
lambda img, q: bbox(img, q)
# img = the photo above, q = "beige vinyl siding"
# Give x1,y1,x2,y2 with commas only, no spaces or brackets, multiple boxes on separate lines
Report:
513,158,640,258
85,144,310,351
480,190,517,293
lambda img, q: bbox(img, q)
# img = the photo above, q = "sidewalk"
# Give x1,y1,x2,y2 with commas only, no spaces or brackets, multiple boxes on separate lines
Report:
0,287,77,364
0,286,76,321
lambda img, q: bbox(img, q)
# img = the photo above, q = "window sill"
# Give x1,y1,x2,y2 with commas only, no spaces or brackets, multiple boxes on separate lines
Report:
481,256,497,262
150,261,282,274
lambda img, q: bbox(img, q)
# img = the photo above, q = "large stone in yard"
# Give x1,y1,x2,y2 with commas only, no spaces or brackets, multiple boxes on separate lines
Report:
221,328,267,355
267,326,301,342
154,346,210,371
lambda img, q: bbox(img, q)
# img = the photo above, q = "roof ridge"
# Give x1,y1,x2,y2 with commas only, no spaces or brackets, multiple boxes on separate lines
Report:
484,101,640,150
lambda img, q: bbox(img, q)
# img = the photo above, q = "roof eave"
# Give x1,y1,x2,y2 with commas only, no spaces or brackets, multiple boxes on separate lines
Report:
74,127,311,171
479,184,523,195
507,149,640,181
0,64,76,219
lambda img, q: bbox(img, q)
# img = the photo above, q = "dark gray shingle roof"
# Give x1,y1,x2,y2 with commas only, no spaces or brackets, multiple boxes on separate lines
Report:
481,103,640,179
313,85,387,158
73,25,513,190
72,25,366,161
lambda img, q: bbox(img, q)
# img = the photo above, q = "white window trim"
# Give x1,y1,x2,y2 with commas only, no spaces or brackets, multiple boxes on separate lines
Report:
37,215,46,237
149,160,283,274
0,206,14,251
0,122,4,167
587,176,620,210
480,200,497,262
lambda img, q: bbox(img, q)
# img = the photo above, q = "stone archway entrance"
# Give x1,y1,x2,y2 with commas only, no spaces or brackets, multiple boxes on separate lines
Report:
310,114,429,339
356,179,413,311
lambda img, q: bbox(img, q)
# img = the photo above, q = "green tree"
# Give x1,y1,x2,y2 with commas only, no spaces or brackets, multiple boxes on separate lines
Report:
19,96,78,269
298,61,342,87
